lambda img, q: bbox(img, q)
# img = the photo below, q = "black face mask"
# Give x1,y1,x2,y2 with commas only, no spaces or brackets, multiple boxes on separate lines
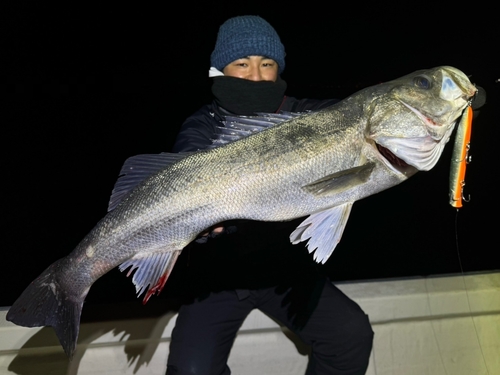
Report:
211,76,287,115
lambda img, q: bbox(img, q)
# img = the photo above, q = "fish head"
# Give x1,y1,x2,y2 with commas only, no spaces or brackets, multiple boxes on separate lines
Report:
367,66,477,172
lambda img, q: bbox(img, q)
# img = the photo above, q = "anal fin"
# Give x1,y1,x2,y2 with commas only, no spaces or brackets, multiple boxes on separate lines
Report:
119,249,181,304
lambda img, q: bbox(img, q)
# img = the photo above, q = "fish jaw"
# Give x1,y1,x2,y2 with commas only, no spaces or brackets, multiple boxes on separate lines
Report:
368,66,477,171
440,66,478,102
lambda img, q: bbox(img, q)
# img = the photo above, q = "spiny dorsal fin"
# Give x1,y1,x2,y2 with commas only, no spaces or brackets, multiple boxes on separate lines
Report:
210,111,303,148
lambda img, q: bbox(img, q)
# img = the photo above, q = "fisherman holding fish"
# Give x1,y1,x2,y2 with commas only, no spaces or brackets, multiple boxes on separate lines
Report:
7,11,480,370
166,15,374,375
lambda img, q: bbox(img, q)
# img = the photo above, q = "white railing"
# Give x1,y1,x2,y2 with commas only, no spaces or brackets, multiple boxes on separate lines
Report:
1,271,499,375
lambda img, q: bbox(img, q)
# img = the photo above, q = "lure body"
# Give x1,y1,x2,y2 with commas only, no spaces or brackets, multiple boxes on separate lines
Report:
449,105,473,208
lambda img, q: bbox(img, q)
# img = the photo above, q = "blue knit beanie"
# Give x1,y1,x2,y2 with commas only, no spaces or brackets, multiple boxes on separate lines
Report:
210,15,286,74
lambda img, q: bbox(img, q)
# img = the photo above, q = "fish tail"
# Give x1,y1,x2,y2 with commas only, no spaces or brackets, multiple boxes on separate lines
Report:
6,261,85,358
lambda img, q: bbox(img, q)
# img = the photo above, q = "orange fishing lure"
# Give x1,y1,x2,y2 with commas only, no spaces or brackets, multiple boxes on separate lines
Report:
449,105,473,208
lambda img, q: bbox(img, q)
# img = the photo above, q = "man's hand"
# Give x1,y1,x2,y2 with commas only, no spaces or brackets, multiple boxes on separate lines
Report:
195,225,226,243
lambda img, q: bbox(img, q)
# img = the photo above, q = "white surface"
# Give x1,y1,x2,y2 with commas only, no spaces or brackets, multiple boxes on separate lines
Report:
1,272,499,375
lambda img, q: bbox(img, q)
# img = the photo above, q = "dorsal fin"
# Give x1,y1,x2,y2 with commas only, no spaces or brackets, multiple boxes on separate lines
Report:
209,111,303,148
108,152,192,211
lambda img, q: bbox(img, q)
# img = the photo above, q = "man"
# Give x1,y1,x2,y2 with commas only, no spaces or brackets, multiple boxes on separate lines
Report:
166,15,374,375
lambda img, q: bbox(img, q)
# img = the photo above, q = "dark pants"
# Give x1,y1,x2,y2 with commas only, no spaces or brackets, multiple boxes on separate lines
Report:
166,279,373,375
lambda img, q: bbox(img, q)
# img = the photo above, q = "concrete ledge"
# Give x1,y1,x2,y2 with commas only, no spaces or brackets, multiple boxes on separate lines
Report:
1,271,499,374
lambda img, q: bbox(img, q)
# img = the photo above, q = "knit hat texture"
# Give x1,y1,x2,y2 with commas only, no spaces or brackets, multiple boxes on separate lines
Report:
210,15,285,74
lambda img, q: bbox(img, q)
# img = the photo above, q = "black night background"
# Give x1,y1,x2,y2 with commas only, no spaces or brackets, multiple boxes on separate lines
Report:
3,3,498,311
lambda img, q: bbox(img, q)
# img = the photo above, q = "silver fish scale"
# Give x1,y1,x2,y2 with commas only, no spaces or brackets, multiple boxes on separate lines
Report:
183,107,366,220
75,109,357,279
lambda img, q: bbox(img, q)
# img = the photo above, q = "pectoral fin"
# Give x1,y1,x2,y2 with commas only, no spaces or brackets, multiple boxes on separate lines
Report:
119,249,182,304
290,203,353,264
303,162,375,196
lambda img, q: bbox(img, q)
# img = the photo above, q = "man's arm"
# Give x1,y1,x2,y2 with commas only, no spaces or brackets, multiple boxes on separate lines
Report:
172,105,218,152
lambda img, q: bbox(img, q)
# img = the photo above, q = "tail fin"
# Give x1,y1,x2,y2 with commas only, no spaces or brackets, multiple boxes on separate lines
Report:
6,262,85,358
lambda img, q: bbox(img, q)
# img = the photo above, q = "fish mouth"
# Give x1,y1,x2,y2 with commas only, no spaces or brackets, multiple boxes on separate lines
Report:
376,144,410,169
376,143,415,175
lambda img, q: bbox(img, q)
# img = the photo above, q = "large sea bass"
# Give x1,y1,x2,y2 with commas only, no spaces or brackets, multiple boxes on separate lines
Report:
7,66,477,357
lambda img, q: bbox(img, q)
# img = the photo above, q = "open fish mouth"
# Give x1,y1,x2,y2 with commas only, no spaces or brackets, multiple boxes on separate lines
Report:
376,143,411,173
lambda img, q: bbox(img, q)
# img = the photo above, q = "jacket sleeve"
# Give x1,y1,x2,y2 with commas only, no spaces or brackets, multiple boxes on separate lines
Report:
172,105,218,152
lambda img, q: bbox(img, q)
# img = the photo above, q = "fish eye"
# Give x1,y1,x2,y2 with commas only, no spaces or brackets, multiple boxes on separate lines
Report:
413,76,431,89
